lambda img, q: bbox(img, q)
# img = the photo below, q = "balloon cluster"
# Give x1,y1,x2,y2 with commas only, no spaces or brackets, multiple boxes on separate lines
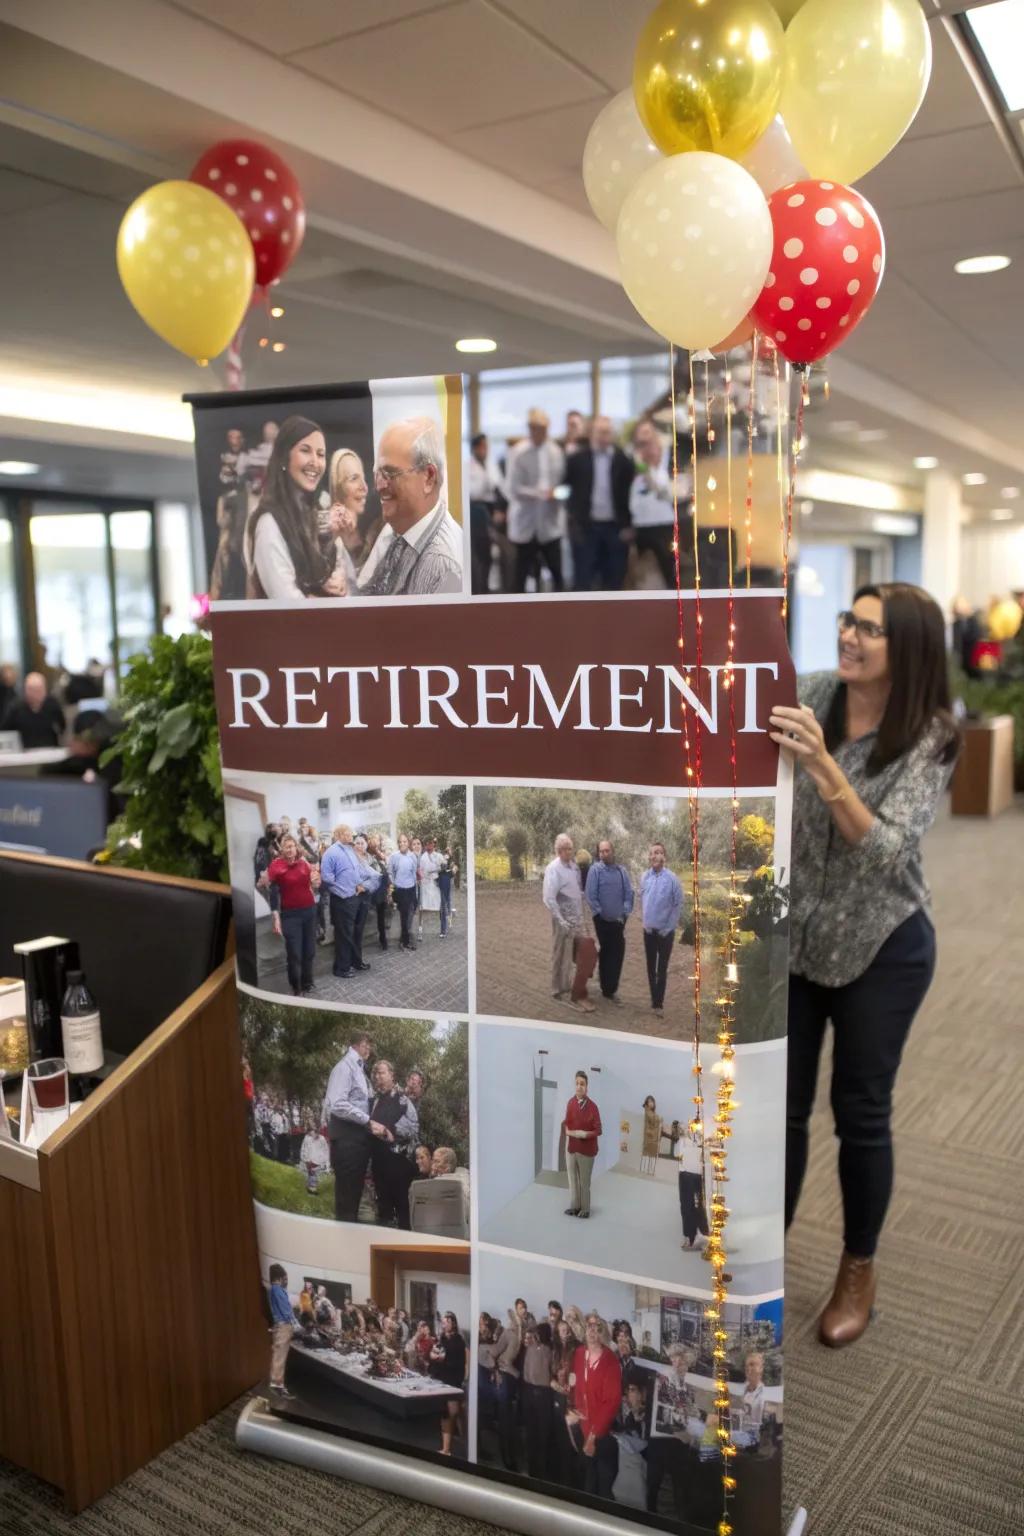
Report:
584,0,931,367
115,139,306,364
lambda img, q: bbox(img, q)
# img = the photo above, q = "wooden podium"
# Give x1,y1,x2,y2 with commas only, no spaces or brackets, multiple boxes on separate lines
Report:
0,861,267,1511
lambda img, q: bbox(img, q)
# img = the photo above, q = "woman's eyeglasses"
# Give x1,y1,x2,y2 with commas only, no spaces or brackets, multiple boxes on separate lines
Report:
837,610,886,640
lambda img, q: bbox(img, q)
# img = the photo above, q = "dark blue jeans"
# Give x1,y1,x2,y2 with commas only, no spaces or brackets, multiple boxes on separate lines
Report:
573,521,627,591
786,908,936,1257
281,905,316,993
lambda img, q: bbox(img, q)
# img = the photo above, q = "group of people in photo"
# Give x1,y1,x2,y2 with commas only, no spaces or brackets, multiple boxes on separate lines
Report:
209,409,462,601
265,1268,467,1456
477,1295,773,1514
254,816,458,996
543,834,685,1016
469,407,700,594
322,1028,469,1230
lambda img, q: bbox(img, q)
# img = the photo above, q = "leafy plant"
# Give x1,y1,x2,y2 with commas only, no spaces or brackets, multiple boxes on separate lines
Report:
953,667,1024,783
100,632,227,883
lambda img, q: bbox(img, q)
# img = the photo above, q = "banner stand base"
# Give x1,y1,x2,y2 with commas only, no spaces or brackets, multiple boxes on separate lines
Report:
236,1399,808,1536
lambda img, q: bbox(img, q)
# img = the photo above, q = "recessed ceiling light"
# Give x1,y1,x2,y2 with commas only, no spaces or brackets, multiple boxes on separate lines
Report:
1000,486,1021,499
963,472,988,486
914,455,939,470
0,460,41,475
270,305,284,318
272,341,286,353
964,2,1024,112
954,254,1011,275
856,428,888,443
990,508,1015,521
455,338,497,354
828,419,860,435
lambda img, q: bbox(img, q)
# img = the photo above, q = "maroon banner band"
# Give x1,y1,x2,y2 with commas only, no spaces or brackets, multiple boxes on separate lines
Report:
212,593,796,788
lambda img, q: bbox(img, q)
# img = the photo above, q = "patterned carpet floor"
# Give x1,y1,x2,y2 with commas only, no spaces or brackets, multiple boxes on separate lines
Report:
3,804,1022,1535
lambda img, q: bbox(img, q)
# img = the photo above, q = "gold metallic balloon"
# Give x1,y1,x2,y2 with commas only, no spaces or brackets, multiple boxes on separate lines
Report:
116,181,254,363
634,0,786,161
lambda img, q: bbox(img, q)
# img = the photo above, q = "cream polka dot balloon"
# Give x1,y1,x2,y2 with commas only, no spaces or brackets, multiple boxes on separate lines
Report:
751,179,884,365
583,89,662,233
617,152,772,352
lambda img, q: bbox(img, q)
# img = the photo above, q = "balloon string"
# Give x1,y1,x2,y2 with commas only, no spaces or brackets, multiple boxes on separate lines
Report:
225,317,248,392
774,350,785,618
782,369,809,624
687,351,704,1111
745,332,759,589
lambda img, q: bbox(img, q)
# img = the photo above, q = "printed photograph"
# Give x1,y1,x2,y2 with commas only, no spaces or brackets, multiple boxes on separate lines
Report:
474,786,788,1043
194,375,464,601
475,1021,784,1299
225,774,468,1015
476,1249,782,1533
261,1224,470,1461
242,997,469,1240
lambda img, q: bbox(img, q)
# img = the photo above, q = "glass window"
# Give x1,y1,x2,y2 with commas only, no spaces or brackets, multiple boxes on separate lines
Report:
0,516,19,672
478,361,593,444
600,353,672,431
110,509,156,670
156,501,198,638
29,507,114,677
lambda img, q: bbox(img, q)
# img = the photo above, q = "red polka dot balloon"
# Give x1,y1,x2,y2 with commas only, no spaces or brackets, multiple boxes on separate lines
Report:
751,180,884,367
190,139,305,290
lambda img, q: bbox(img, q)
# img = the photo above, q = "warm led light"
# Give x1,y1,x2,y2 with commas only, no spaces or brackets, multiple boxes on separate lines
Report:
0,460,41,474
913,455,938,470
954,254,1011,275
270,305,285,317
1000,486,1020,499
272,341,286,353
963,472,988,486
455,337,497,354
990,508,1014,521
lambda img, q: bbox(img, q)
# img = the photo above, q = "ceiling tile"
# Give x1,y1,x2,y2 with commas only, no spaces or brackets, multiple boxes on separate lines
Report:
859,123,1019,212
881,186,1024,257
446,99,603,185
905,19,992,140
290,0,604,136
493,0,650,91
170,0,452,55
533,172,595,218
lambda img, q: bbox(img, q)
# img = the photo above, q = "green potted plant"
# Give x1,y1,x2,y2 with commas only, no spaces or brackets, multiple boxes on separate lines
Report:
100,632,228,883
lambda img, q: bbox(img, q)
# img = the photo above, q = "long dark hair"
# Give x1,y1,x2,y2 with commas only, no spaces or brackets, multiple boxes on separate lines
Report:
824,583,960,774
246,414,333,594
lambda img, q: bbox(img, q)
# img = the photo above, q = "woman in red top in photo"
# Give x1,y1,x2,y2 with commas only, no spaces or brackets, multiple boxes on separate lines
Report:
263,833,320,996
567,1315,621,1499
562,1071,602,1219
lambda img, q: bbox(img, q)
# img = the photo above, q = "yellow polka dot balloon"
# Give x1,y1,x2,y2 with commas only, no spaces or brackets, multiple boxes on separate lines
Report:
116,180,255,363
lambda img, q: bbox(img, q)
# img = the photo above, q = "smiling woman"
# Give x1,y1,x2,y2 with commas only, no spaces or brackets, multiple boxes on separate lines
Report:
774,581,960,1352
244,415,347,601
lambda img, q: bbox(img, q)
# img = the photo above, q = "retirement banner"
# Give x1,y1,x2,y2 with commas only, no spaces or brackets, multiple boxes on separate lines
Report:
194,375,795,1536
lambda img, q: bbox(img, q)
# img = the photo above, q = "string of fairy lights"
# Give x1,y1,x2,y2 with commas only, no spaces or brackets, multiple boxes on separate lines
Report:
668,335,800,1536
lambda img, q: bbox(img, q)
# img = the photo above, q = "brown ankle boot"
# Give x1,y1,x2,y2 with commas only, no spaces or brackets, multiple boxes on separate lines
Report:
818,1251,876,1348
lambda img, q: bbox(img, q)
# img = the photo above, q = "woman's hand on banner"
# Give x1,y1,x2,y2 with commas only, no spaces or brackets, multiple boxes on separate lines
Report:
769,704,829,774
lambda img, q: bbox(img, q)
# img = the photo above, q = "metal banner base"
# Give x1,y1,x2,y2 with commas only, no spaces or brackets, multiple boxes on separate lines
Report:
235,1399,808,1536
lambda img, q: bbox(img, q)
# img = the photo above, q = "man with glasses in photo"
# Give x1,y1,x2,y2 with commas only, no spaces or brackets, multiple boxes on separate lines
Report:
359,416,463,595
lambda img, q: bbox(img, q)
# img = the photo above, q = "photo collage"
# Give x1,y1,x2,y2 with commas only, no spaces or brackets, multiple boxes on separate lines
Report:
199,376,789,1536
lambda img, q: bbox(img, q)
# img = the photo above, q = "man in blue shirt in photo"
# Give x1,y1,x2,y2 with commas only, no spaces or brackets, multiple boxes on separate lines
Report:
639,842,684,1015
320,822,380,978
267,1263,296,1398
584,839,635,1006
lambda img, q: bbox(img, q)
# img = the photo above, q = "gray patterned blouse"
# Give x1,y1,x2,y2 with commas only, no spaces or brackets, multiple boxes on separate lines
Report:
788,671,952,987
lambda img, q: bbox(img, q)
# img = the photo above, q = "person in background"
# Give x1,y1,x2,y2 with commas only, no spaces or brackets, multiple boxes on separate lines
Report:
359,418,462,595
1,670,64,748
418,836,445,939
316,834,332,943
41,708,125,816
584,838,634,1006
353,834,375,958
567,1315,621,1499
320,823,379,979
630,418,692,589
364,834,391,950
295,816,319,862
950,595,983,678
254,822,281,885
561,408,588,457
387,832,420,951
413,1143,433,1178
437,845,456,935
429,1312,467,1456
640,1095,661,1176
326,447,371,577
741,1351,765,1437
566,414,635,592
299,1119,330,1194
773,583,960,1348
267,1264,296,1398
244,415,347,600
430,1145,471,1227
270,1102,289,1163
521,1322,555,1480
646,1345,696,1519
543,833,594,1015
368,1058,418,1228
562,1071,602,1220
506,408,567,593
493,1308,523,1472
477,1313,500,1442
264,833,320,996
639,842,683,1015
468,431,507,593
323,1029,387,1222
674,1122,708,1250
0,661,17,718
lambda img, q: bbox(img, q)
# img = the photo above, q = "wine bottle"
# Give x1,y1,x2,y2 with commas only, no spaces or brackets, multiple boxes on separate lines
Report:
60,971,104,1079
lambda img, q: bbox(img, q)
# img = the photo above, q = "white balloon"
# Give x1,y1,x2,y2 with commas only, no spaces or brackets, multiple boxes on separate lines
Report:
582,89,662,232
616,153,773,352
740,115,808,198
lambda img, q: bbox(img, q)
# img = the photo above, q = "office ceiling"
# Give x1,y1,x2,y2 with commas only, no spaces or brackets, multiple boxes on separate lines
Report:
0,0,1021,523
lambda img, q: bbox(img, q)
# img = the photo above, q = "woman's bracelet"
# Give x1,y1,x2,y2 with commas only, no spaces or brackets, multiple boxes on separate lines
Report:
822,783,848,804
